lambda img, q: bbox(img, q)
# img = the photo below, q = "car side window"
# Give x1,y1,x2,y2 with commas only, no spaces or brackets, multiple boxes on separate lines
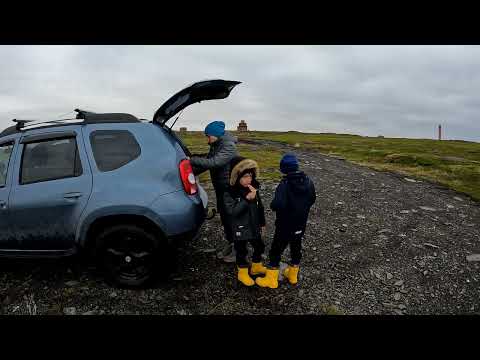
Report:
0,142,14,187
90,130,141,172
20,137,83,185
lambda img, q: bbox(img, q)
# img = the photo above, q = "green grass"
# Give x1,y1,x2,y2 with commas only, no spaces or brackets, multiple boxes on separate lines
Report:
178,130,480,201
238,131,480,201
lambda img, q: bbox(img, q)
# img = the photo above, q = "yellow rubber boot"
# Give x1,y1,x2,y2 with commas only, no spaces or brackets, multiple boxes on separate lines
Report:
237,267,255,286
255,268,279,288
283,265,299,285
250,262,267,275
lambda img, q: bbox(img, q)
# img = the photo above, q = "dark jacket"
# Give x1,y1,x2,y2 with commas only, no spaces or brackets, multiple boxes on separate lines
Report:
270,171,316,237
190,133,238,189
223,158,266,241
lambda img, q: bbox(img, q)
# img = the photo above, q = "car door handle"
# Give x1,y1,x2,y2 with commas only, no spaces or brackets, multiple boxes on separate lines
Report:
64,192,83,199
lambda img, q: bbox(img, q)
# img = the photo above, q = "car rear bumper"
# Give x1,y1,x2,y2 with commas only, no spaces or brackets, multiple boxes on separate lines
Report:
166,200,205,245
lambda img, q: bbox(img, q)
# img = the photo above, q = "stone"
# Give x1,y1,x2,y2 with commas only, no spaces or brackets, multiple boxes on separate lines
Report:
394,280,404,287
404,178,417,183
63,307,76,315
109,292,118,298
400,210,410,214
466,254,480,262
446,204,455,209
65,280,79,287
82,310,96,315
386,273,393,280
394,293,401,301
333,244,341,249
202,248,216,253
454,196,463,202
398,304,407,310
356,215,366,219
419,206,436,211
424,243,439,249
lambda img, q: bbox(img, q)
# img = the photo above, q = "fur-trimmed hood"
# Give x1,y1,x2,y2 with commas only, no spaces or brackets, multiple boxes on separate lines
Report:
229,158,259,186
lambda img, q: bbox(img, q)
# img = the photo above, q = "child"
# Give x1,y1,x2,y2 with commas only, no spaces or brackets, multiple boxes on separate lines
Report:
256,153,316,288
223,156,267,286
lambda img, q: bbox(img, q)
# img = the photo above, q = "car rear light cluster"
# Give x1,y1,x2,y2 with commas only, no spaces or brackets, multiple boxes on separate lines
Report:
179,159,198,195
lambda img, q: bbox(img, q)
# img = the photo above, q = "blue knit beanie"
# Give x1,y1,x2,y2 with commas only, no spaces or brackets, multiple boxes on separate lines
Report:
280,153,299,174
204,121,225,137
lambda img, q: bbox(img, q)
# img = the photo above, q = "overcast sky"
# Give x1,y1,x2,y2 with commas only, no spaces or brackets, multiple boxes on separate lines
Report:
1,45,479,142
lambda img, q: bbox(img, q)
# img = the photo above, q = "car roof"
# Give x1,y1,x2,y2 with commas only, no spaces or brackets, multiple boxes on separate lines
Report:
0,110,144,139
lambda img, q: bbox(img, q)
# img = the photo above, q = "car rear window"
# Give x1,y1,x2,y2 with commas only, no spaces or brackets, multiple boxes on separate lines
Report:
90,130,141,172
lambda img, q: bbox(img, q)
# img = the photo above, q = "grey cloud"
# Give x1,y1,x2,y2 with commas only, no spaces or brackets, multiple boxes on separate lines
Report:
0,45,479,142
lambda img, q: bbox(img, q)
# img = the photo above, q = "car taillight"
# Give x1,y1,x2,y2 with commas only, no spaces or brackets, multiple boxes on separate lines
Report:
179,159,198,195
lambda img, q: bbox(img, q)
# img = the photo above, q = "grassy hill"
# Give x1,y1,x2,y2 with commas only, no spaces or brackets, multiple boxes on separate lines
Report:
179,131,480,201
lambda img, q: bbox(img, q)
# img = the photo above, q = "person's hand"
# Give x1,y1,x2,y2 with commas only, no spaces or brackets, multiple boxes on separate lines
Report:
246,185,257,200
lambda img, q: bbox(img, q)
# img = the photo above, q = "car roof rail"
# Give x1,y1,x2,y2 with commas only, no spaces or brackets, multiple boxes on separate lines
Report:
2,109,141,138
12,119,35,130
74,108,97,119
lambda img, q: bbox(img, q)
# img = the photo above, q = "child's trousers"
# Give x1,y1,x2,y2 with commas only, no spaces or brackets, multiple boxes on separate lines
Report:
268,231,303,268
234,237,265,267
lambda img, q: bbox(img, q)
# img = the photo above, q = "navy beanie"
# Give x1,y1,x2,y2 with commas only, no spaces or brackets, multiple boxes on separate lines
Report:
280,153,299,174
204,121,225,137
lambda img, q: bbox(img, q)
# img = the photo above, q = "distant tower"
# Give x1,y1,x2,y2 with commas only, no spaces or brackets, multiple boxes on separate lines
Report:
179,127,187,135
237,120,248,132
438,124,442,140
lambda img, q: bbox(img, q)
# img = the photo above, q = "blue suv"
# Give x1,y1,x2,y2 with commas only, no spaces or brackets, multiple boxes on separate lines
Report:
0,79,241,287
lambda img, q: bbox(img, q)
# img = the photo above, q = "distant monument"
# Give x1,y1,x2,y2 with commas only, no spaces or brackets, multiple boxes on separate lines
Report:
438,124,442,140
237,120,248,132
179,127,187,134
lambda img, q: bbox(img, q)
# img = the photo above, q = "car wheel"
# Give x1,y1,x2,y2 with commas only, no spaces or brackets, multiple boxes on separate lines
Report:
95,224,163,288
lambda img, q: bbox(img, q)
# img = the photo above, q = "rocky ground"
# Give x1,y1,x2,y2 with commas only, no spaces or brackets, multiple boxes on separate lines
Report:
1,140,479,315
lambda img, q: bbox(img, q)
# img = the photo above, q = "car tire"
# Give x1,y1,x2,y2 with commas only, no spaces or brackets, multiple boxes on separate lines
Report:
95,224,164,288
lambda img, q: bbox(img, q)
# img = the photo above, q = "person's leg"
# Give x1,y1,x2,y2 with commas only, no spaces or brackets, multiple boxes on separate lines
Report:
216,186,232,243
250,237,265,264
249,237,267,275
289,233,303,266
268,231,289,268
215,185,235,261
234,240,248,267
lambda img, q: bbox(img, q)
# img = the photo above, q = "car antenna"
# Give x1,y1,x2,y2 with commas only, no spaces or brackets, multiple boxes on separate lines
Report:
168,109,184,133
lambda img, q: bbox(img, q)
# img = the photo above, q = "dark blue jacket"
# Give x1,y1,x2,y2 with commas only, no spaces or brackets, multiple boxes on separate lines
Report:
270,171,316,237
